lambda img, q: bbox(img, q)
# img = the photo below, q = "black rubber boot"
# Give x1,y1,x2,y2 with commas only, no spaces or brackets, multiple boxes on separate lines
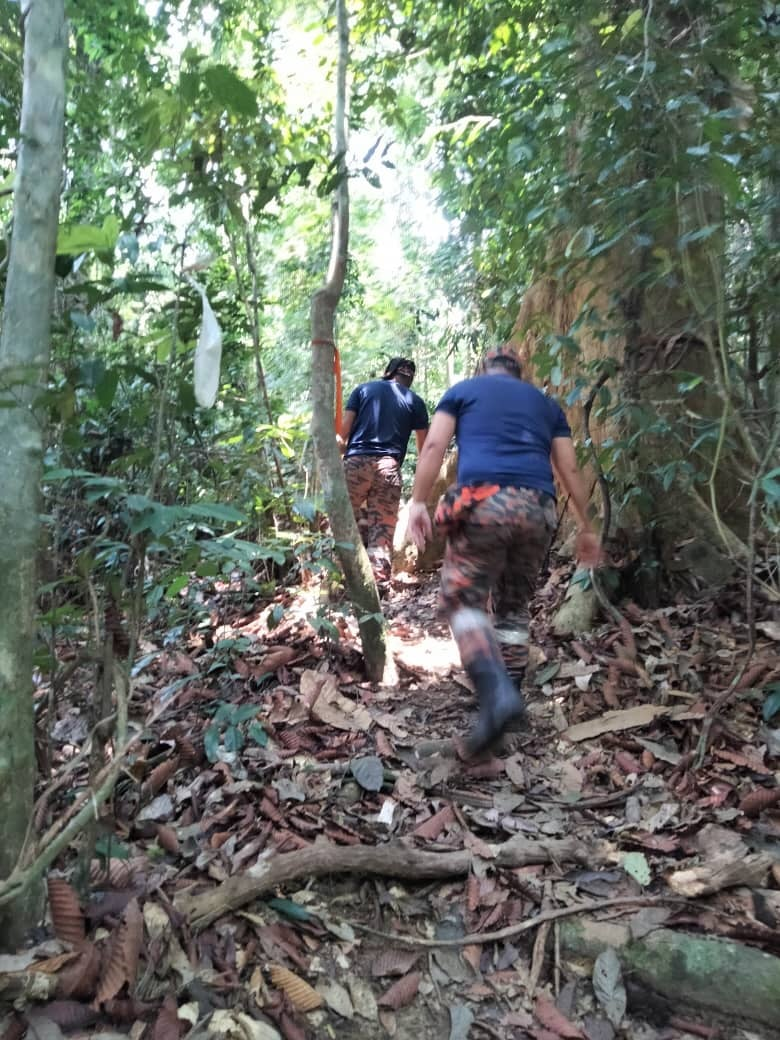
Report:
464,657,528,757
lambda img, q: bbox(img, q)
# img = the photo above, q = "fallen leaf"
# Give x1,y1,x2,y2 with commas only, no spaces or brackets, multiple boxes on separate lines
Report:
47,878,86,946
377,970,420,1010
449,1003,474,1040
268,965,322,1012
208,1010,281,1040
757,620,780,641
592,948,626,1027
371,950,421,978
94,898,143,1004
316,978,354,1018
534,993,583,1038
346,975,379,1021
310,677,372,732
351,755,384,792
262,646,299,672
563,705,673,742
621,852,651,887
411,805,455,841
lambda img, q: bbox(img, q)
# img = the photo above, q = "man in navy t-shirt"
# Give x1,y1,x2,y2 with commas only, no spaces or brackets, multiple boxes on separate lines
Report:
407,344,600,755
339,357,429,588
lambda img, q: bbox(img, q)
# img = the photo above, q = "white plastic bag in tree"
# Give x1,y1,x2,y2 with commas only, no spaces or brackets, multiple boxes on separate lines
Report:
189,278,222,408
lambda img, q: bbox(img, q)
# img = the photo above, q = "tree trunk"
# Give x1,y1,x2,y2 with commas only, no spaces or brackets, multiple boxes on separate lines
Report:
0,0,66,948
309,0,394,683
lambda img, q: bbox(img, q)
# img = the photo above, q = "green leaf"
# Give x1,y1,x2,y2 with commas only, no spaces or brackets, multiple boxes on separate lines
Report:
204,723,220,763
248,721,268,746
621,851,651,886
762,684,780,723
621,9,643,36
165,574,189,598
185,502,246,524
534,661,561,685
203,65,258,116
267,897,312,922
57,216,120,256
760,468,780,503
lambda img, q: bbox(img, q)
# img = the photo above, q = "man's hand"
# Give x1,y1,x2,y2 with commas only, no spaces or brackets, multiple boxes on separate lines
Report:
407,500,432,550
576,529,603,568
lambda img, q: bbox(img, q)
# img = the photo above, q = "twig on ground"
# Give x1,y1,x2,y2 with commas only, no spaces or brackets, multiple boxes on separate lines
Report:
350,894,683,948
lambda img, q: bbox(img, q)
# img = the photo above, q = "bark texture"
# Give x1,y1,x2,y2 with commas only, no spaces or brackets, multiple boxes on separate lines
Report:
0,0,66,948
176,833,607,930
562,918,780,1031
309,0,392,682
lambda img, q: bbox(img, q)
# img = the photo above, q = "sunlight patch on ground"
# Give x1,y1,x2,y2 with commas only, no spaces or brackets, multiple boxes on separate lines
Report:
388,628,459,677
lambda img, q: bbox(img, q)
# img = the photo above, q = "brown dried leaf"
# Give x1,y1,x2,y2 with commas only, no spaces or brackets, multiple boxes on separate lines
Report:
175,735,199,767
268,965,323,1012
155,824,180,856
263,646,298,672
40,1000,99,1031
94,897,143,1004
534,993,584,1038
279,1012,307,1040
89,858,134,889
160,651,198,675
375,729,393,758
56,940,101,1000
143,756,181,797
377,970,420,1010
467,873,480,913
463,831,496,860
47,877,86,945
411,805,455,841
103,997,157,1022
739,787,780,818
151,994,183,1040
370,949,421,978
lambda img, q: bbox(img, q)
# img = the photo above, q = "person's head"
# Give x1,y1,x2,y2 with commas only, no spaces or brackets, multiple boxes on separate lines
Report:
383,356,416,388
480,343,523,379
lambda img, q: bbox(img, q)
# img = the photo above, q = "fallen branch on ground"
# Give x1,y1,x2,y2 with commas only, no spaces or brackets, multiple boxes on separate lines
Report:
175,833,612,930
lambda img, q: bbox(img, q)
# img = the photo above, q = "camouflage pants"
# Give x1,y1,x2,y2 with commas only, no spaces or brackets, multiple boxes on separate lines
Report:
439,486,557,679
344,455,402,584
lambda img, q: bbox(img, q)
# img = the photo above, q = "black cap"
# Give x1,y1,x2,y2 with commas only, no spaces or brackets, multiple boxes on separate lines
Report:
383,357,416,380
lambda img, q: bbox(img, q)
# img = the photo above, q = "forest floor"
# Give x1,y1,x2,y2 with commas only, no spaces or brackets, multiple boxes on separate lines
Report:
3,555,780,1040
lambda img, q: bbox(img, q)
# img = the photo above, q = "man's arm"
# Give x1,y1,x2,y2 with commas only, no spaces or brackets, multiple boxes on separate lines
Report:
337,409,356,455
550,437,601,566
408,411,456,549
415,428,428,454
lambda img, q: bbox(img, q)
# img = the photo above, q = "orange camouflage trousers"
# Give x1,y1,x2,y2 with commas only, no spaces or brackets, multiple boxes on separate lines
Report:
344,455,402,584
439,486,557,679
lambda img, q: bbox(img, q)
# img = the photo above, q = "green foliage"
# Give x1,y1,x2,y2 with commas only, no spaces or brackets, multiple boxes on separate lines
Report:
203,701,268,764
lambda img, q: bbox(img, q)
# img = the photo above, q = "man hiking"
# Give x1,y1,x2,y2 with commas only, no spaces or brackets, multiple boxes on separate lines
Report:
339,357,429,590
407,344,601,755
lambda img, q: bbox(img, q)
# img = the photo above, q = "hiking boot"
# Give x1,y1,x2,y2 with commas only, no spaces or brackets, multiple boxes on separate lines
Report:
464,657,528,757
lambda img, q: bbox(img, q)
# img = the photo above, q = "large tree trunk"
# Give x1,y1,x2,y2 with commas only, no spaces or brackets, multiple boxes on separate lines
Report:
309,0,394,683
0,0,66,948
511,11,771,620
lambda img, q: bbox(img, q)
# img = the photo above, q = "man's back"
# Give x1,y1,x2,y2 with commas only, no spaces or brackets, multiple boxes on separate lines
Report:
437,373,570,495
345,379,428,464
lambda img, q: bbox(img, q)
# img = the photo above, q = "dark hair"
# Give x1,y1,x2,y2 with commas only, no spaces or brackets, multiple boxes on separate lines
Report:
383,357,416,380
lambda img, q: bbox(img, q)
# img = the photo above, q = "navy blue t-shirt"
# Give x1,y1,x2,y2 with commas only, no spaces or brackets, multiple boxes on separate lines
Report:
345,380,429,464
435,374,571,497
